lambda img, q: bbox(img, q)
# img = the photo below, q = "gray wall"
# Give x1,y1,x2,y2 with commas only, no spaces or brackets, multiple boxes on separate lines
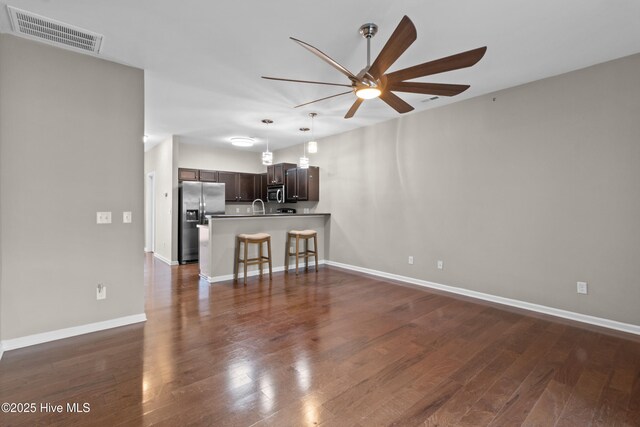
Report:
275,53,640,326
144,138,268,263
0,35,145,340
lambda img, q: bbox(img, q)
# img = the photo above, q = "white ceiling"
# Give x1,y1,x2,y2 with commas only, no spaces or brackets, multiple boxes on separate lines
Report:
1,0,640,152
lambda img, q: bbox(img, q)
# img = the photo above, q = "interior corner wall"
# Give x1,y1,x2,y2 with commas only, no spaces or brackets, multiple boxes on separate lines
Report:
274,53,640,327
144,137,176,264
0,34,145,340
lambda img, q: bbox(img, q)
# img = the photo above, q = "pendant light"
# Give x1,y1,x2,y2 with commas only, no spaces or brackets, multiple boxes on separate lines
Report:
261,119,273,165
299,127,310,169
308,112,318,154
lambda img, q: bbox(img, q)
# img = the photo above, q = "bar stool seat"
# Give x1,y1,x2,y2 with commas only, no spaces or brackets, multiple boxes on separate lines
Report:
286,229,318,274
234,233,272,284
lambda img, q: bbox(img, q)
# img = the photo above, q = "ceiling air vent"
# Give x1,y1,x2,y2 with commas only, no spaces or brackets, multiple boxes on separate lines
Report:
421,96,440,103
7,6,103,54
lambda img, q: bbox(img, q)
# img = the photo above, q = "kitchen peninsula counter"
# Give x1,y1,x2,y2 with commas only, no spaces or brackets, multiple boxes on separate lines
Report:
198,213,330,282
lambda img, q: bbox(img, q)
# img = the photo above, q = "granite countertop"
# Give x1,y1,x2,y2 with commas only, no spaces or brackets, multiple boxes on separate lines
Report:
207,213,331,219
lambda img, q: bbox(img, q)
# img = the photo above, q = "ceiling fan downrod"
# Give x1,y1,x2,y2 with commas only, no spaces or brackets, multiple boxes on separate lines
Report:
359,23,378,68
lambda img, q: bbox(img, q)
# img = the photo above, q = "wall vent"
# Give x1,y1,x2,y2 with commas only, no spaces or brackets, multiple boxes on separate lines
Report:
7,6,103,54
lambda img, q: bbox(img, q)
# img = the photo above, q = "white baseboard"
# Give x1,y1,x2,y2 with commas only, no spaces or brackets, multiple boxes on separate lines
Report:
0,342,3,361
0,313,147,355
325,261,640,336
153,253,178,266
204,260,325,283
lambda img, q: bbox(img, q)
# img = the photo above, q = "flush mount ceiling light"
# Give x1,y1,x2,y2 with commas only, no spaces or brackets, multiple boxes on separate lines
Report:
230,137,255,147
308,112,318,154
261,119,274,165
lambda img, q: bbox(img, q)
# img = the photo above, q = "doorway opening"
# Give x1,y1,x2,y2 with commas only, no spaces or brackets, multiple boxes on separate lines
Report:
145,171,156,252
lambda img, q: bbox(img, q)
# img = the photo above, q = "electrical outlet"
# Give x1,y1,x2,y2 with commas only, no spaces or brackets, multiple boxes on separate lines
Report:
96,212,111,224
123,211,132,223
235,207,240,213
97,283,107,300
408,256,414,265
577,281,588,295
246,207,251,213
437,260,444,270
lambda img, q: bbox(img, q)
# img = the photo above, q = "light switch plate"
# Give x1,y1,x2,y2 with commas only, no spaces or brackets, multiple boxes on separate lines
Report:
97,212,112,224
577,281,588,294
123,211,132,223
97,284,107,300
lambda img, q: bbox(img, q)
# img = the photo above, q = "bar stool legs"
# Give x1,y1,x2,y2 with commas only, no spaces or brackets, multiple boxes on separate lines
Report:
234,233,272,285
285,230,318,274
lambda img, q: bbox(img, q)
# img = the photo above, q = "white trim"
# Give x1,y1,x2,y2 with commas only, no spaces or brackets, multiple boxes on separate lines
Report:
0,342,4,361
325,261,640,336
153,253,178,266
204,260,325,283
0,313,147,353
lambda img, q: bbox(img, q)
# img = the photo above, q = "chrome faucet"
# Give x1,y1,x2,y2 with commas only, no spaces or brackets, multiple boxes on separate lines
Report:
251,199,265,215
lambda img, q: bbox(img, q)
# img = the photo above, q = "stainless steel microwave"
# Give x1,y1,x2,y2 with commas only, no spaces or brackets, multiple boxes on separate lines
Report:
267,185,285,203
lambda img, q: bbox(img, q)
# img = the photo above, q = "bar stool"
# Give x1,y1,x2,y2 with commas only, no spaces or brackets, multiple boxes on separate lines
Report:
234,233,272,284
285,230,318,274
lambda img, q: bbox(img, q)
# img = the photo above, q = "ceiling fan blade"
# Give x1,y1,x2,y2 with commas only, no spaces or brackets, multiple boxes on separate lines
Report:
262,76,353,88
368,15,417,80
387,81,470,96
379,91,414,114
344,98,364,119
294,91,353,109
290,37,359,82
386,46,487,82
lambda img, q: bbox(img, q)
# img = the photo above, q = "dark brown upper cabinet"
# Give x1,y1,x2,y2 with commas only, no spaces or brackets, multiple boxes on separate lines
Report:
285,166,319,202
236,173,256,202
258,173,268,202
217,171,256,202
267,163,297,186
178,168,199,182
198,170,218,182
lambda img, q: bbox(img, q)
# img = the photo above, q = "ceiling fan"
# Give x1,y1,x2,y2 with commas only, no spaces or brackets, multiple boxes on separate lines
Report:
262,15,487,119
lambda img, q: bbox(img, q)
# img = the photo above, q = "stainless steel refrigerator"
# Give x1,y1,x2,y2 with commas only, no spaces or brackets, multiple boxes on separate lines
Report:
179,182,225,264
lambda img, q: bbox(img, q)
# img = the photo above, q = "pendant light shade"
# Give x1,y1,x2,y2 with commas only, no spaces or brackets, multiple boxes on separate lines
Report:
299,156,309,169
308,112,318,154
307,140,317,154
262,151,273,165
299,127,310,169
261,119,274,166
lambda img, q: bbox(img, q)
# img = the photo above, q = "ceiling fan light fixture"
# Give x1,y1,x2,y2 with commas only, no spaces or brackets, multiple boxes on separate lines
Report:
355,86,381,99
230,137,255,147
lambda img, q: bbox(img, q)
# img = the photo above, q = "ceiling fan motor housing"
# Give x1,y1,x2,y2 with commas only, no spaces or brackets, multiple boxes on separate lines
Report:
359,23,378,39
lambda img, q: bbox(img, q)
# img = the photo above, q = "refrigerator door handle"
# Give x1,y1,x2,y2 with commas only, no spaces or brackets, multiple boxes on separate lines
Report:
200,195,204,225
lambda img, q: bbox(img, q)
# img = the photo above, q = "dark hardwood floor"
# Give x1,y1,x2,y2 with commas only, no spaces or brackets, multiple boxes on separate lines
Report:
1,255,639,426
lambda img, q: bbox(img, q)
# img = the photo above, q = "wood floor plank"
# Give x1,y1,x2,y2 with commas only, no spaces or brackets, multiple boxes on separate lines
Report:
0,256,639,426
